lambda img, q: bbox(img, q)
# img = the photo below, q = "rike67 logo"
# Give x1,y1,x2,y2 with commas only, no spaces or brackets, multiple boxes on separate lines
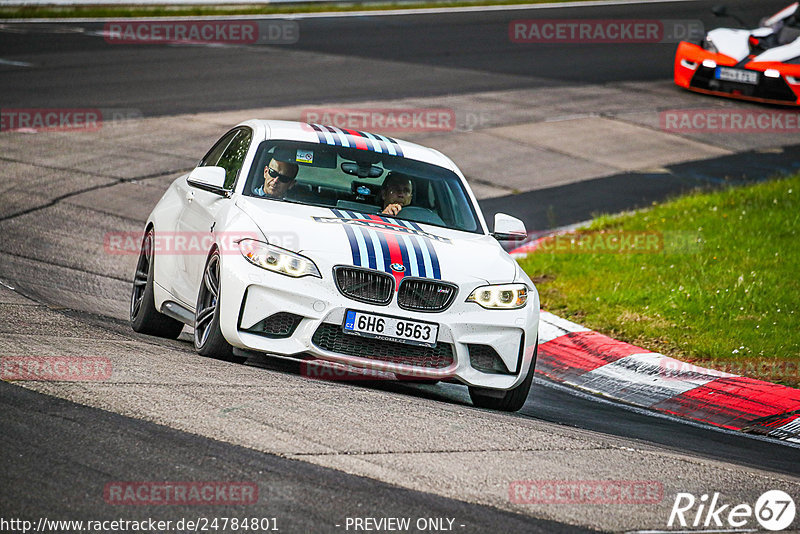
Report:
668,490,796,531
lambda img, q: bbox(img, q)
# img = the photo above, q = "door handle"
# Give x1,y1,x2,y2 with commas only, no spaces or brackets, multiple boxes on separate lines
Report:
186,190,194,202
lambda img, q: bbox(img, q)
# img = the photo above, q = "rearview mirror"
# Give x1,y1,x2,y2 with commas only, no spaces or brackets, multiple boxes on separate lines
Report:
492,213,527,241
187,166,228,196
341,162,384,178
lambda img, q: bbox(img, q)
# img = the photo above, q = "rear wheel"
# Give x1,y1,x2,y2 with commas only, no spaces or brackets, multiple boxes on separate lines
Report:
194,251,240,362
469,342,537,412
130,229,185,339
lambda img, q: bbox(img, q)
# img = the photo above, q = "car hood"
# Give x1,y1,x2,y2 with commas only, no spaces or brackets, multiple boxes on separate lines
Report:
235,196,517,284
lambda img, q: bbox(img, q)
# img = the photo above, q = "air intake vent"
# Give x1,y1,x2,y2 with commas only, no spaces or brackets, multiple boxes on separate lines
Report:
398,278,458,312
334,266,394,305
312,323,454,369
468,344,512,374
242,312,302,339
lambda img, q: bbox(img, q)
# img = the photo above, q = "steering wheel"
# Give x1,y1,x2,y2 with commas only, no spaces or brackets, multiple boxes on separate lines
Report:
397,206,445,226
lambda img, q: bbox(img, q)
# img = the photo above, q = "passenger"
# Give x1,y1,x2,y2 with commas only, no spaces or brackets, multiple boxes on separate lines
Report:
380,173,413,216
254,158,298,198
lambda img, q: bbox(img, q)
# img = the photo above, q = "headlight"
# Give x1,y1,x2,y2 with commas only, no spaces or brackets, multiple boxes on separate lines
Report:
701,36,718,54
238,239,321,278
467,284,528,309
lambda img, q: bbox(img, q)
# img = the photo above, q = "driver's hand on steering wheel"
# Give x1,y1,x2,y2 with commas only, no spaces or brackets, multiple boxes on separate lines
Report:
382,203,403,216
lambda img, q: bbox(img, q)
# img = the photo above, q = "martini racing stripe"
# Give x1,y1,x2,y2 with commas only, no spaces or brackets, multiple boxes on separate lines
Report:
406,231,429,280
328,125,351,148
328,209,440,280
333,208,376,269
392,218,441,280
367,226,387,273
366,132,385,153
395,231,412,278
425,234,441,279
375,133,401,156
309,123,403,156
373,219,393,273
353,219,374,269
321,124,341,146
399,234,420,277
399,218,426,234
314,124,337,146
341,129,369,151
379,215,440,280
383,231,405,287
340,220,361,266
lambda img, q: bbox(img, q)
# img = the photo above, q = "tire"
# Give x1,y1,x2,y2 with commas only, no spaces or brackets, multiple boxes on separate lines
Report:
469,341,537,412
130,229,185,339
193,250,241,363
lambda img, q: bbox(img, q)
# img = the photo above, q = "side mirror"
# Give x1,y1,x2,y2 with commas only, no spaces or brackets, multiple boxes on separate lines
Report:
492,213,527,241
187,166,229,196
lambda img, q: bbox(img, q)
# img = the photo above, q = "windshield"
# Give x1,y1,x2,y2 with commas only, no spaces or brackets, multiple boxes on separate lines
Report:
243,140,481,233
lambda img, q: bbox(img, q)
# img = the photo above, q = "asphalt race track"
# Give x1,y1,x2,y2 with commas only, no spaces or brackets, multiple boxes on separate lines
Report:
2,0,800,532
2,381,588,533
0,1,791,115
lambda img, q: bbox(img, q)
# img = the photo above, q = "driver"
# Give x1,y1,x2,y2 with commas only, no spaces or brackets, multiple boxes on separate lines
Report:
254,158,298,198
380,173,413,216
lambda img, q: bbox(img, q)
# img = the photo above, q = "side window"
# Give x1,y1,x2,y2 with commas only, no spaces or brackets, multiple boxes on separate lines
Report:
216,128,253,189
199,130,238,168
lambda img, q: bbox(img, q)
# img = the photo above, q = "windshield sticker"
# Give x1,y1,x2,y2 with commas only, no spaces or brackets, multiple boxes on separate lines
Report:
316,209,444,281
308,123,404,157
296,149,314,164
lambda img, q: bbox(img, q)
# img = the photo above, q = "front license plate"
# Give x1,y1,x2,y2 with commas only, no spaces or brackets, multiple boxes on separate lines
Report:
715,67,758,85
343,310,439,347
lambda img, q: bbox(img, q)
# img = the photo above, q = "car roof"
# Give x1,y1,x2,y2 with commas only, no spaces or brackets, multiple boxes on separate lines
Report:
237,119,461,175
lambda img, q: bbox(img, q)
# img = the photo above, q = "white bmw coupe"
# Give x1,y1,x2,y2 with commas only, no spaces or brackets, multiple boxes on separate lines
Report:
130,120,539,411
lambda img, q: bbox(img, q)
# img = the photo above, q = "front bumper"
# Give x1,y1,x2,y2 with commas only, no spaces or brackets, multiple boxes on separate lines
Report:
218,253,539,390
673,41,800,106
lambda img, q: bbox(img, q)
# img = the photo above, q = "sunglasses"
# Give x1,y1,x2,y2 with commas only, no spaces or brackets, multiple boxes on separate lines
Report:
267,167,295,183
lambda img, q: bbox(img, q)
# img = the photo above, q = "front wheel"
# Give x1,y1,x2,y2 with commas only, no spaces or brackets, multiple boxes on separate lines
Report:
130,229,185,339
469,341,537,412
194,251,240,362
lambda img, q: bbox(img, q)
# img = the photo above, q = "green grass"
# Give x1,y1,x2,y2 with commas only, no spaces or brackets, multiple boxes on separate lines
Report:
519,174,800,387
0,0,586,20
